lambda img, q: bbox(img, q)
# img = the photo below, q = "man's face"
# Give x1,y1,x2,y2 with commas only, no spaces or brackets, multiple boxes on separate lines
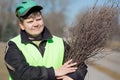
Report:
19,12,44,37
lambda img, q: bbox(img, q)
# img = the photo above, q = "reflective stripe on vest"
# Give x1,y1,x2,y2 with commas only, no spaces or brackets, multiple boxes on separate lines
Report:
9,35,64,80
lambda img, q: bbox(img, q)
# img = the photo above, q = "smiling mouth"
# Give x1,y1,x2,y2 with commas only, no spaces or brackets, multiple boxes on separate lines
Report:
32,27,40,30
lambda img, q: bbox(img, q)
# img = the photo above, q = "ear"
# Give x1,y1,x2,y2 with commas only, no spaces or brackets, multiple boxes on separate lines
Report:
19,22,25,30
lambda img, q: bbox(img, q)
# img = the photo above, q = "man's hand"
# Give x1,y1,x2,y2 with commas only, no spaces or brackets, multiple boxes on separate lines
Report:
55,59,77,77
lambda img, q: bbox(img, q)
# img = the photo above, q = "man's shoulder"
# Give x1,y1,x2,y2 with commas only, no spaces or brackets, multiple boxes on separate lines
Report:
10,35,20,41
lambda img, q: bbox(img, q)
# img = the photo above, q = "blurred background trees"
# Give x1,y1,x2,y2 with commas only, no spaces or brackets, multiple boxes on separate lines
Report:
41,0,69,37
0,0,120,44
0,0,18,41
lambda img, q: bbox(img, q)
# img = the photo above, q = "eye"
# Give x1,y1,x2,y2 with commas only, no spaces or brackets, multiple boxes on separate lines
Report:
27,20,33,23
25,18,34,23
36,18,42,21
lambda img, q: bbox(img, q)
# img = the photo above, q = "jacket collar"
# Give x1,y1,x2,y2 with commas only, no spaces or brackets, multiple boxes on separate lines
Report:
20,26,53,43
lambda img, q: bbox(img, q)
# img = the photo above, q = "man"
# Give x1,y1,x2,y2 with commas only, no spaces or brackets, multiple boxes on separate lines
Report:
4,0,87,80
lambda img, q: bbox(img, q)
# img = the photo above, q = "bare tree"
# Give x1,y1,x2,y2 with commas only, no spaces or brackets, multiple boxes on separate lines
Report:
64,1,119,68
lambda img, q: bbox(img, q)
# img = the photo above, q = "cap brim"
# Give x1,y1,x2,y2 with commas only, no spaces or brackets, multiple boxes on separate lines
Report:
20,6,43,17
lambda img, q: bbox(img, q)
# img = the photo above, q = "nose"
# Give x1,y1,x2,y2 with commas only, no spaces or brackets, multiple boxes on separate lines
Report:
33,20,38,27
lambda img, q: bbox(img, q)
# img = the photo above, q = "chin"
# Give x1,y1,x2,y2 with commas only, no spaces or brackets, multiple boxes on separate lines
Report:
34,32,41,36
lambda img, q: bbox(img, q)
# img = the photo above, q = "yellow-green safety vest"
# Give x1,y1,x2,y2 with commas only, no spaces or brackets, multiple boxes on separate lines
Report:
9,35,64,80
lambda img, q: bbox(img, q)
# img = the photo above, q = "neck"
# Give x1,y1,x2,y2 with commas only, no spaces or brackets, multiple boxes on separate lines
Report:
28,34,42,41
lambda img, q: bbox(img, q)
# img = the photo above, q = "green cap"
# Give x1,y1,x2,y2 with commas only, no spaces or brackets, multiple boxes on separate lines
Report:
16,0,43,18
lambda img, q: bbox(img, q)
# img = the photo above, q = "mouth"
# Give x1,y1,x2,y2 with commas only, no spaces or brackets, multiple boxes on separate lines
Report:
32,27,40,30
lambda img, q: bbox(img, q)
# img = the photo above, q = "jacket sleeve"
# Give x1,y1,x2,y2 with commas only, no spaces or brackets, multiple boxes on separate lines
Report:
4,41,56,80
63,41,88,80
67,63,87,80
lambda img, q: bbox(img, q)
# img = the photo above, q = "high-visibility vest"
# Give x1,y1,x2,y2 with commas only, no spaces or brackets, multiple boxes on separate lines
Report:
9,35,64,80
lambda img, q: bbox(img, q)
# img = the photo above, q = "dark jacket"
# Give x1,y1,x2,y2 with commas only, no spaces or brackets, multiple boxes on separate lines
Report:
4,27,87,80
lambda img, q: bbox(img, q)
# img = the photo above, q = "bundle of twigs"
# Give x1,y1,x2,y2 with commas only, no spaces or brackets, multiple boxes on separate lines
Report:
65,7,116,68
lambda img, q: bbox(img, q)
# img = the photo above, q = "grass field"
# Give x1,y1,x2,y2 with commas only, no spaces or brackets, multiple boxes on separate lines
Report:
0,42,8,80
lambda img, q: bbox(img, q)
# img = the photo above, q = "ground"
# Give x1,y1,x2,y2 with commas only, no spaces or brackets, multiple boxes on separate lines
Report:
85,51,120,80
